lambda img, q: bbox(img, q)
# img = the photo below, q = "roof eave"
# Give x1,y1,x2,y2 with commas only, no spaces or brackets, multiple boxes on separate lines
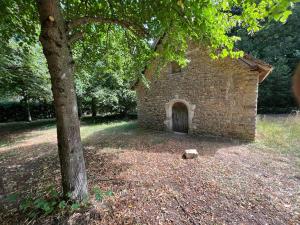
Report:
238,55,273,83
258,66,273,83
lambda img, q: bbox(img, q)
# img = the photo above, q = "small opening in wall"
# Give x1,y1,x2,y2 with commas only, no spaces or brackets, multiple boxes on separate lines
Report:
171,61,182,74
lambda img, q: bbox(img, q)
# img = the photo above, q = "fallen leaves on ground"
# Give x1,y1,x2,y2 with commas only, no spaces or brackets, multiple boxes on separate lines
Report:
1,123,300,225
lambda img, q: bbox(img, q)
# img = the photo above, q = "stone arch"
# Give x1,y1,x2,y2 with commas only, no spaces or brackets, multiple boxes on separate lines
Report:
164,96,196,133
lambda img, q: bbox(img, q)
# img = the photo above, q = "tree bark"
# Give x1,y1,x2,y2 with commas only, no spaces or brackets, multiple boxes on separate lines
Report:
36,0,88,200
24,96,32,122
91,96,97,118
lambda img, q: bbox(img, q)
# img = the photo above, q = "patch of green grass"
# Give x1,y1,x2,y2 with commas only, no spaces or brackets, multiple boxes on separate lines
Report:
0,119,56,133
0,133,35,148
0,139,9,148
0,119,56,147
255,116,300,158
0,118,136,147
81,120,137,139
0,150,18,160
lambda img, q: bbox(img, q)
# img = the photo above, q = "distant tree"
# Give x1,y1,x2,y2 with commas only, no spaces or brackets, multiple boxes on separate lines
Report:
237,4,300,113
0,40,51,121
73,27,141,118
0,0,296,200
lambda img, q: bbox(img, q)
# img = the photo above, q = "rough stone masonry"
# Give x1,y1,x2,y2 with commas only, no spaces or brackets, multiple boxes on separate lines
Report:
135,43,272,141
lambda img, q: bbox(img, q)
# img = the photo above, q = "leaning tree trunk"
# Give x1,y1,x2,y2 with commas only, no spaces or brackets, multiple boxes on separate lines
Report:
36,0,88,200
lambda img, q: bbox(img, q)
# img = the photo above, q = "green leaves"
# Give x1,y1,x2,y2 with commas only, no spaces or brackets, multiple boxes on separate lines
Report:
6,193,19,202
2,0,297,64
1,0,298,112
19,197,34,214
70,202,81,211
1,0,298,90
0,39,51,101
93,187,114,202
73,26,139,115
6,185,94,220
237,3,300,113
33,198,56,215
58,200,67,209
16,186,61,217
278,10,293,22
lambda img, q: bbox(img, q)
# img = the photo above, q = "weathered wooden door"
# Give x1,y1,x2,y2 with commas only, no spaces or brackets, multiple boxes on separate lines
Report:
172,102,188,133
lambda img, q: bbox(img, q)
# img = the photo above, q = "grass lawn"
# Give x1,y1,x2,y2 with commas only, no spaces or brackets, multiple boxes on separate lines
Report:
255,115,300,159
0,115,300,225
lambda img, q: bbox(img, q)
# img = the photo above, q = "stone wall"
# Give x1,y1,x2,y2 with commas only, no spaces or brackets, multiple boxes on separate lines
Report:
136,46,259,141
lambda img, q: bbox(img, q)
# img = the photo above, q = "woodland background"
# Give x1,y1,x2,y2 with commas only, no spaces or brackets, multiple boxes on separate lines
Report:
1,4,300,122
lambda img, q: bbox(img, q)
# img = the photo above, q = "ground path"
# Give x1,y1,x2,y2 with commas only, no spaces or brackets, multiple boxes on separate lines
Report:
0,120,299,224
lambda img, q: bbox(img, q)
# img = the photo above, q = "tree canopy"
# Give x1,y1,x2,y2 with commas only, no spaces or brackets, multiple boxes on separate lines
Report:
0,39,51,101
237,3,300,113
1,0,298,65
73,26,142,116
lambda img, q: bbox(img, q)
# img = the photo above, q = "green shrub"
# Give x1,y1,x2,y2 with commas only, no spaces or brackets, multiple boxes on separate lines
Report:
6,185,114,220
6,186,89,219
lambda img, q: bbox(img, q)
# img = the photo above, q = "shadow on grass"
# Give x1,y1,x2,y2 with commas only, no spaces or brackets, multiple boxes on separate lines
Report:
0,131,132,224
83,121,240,156
80,114,137,126
0,115,135,148
0,114,137,134
0,119,56,148
0,117,243,224
0,119,56,133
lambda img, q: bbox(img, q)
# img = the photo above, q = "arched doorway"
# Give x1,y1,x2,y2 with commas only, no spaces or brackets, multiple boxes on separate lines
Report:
172,102,188,133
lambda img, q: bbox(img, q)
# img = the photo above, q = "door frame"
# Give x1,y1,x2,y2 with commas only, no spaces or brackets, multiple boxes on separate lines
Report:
172,102,189,133
164,97,196,134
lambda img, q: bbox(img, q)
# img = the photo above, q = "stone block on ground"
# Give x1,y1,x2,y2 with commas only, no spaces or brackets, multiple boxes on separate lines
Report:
183,149,198,159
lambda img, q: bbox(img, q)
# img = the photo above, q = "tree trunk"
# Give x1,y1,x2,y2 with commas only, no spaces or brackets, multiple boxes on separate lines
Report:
36,0,88,200
24,96,32,122
91,97,97,118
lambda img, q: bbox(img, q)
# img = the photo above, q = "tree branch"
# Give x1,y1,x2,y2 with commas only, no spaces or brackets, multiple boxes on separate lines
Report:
68,32,84,44
67,16,148,37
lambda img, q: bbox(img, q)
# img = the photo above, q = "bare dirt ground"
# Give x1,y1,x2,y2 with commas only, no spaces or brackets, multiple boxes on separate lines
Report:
0,120,300,225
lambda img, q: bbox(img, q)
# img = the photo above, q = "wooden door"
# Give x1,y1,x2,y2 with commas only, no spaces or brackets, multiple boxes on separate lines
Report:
172,102,188,133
